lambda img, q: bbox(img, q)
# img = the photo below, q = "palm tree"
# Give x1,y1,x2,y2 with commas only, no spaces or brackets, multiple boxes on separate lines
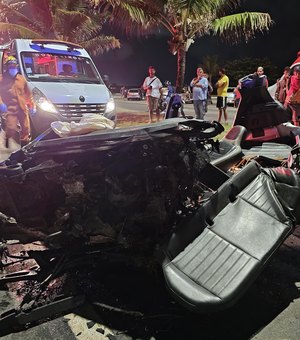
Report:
95,0,272,91
0,0,120,55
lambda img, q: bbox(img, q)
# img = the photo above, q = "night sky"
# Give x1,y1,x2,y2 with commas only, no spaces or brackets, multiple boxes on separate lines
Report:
95,0,299,87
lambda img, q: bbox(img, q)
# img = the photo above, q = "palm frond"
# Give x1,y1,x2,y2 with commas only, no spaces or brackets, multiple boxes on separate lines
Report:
52,0,89,12
0,2,34,27
96,1,158,36
0,22,43,39
55,9,93,28
27,0,53,28
164,0,238,16
80,34,120,55
111,1,158,26
212,12,273,43
92,0,159,26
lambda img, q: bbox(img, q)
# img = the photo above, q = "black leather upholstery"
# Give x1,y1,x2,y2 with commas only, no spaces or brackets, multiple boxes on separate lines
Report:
210,125,246,172
163,161,294,312
242,142,292,160
233,87,292,129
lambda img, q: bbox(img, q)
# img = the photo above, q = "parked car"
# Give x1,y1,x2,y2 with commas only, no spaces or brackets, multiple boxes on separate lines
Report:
127,88,143,100
227,87,236,106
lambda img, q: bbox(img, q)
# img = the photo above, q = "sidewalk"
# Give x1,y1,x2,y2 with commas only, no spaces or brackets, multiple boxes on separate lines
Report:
251,229,300,340
252,299,300,340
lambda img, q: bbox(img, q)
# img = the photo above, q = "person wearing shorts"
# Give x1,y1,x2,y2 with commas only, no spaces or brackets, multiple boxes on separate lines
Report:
215,68,229,124
142,66,163,123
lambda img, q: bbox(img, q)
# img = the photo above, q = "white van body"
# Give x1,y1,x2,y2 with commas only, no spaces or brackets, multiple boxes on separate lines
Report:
0,39,116,137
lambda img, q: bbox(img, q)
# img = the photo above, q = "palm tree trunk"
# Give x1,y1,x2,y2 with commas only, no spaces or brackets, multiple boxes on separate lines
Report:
176,44,186,93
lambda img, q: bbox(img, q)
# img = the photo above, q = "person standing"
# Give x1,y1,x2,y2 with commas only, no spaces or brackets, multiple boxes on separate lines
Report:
253,66,268,87
285,65,300,126
203,73,213,112
190,67,208,119
0,56,35,147
275,66,290,104
142,66,163,123
233,81,242,108
215,68,229,124
166,81,175,99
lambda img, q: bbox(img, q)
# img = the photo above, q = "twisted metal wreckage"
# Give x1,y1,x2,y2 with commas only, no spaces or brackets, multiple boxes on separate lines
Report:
0,86,300,334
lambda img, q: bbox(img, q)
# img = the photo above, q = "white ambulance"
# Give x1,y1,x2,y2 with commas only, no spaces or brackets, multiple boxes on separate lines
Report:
0,39,116,137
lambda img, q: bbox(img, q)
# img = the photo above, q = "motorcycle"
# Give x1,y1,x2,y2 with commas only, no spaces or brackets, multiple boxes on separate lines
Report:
163,93,186,119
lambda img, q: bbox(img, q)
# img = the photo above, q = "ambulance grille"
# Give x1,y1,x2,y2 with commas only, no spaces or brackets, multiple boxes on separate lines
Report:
56,103,106,118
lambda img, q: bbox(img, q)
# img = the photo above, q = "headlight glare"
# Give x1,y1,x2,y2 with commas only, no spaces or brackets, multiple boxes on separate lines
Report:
32,87,58,114
106,97,115,113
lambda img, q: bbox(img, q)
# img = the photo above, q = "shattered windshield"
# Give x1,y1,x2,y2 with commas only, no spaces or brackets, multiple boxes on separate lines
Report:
20,52,104,84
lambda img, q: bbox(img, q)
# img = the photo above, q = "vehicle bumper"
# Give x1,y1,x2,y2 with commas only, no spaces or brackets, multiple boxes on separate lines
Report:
30,108,116,137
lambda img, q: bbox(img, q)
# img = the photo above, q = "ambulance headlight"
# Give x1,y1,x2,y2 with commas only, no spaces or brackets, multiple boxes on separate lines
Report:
105,96,115,113
32,87,58,114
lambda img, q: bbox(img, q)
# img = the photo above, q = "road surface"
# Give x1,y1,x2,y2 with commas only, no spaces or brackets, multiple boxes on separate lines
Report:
115,94,237,124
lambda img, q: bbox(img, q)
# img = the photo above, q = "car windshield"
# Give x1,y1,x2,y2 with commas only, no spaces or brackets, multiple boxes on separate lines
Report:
129,89,139,93
21,52,104,84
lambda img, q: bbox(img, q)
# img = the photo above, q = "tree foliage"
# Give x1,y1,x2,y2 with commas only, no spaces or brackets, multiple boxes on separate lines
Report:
0,1,275,87
201,55,219,82
92,0,273,91
224,57,279,86
0,0,120,55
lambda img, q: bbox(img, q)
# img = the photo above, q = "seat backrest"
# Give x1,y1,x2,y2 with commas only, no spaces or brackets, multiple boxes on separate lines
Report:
166,161,262,259
205,161,261,222
233,87,292,129
226,161,262,201
221,125,247,146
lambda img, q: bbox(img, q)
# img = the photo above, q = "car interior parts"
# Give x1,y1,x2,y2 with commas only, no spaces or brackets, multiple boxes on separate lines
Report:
163,161,298,312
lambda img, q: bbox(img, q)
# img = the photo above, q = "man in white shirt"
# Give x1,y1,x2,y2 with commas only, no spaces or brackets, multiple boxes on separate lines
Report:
143,66,163,123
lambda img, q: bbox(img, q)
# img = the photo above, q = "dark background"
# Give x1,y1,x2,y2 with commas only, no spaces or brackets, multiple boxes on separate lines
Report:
95,0,298,87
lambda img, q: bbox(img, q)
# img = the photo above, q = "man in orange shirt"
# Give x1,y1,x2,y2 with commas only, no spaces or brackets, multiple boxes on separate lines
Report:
0,56,35,147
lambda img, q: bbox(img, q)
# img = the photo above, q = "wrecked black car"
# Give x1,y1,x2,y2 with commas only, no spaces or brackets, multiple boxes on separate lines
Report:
0,85,300,336
0,119,226,248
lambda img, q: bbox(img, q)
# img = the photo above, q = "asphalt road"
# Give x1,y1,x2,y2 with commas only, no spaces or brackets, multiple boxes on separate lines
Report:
114,94,237,124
